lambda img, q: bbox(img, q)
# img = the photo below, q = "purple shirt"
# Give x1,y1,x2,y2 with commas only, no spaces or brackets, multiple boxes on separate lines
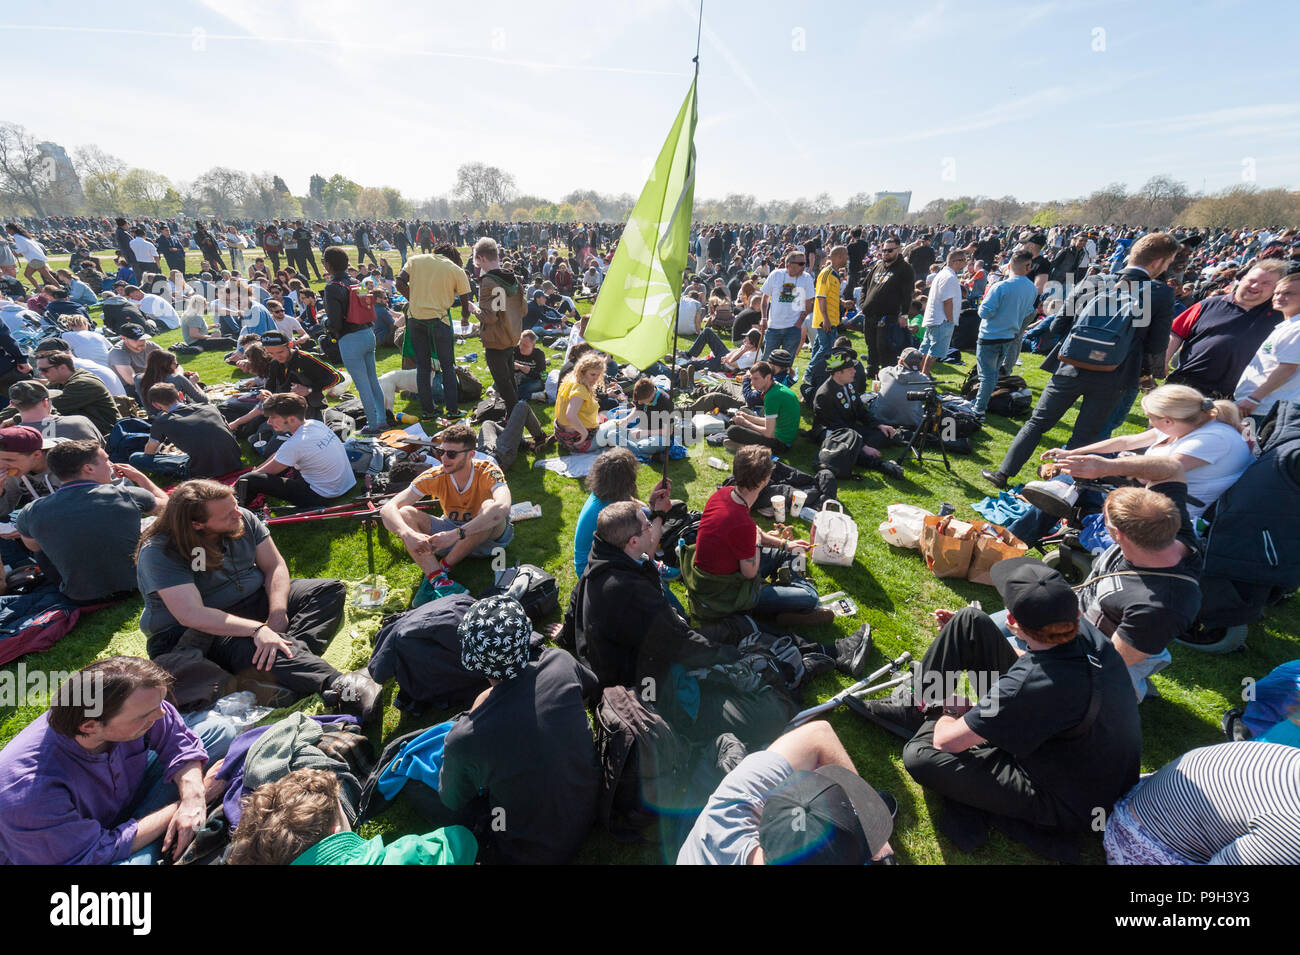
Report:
0,701,208,864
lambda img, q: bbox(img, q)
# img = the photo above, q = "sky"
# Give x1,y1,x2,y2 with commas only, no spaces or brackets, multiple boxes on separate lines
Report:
2,0,1297,211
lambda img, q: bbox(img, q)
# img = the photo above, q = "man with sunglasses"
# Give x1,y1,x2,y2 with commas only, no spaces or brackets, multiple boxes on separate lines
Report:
380,422,514,600
859,237,916,378
758,251,814,361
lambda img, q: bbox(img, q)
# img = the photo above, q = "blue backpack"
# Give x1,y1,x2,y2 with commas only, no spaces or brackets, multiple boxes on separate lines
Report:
1058,276,1143,373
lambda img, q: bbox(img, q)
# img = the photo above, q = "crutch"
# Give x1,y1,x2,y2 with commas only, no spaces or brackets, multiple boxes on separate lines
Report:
784,651,913,732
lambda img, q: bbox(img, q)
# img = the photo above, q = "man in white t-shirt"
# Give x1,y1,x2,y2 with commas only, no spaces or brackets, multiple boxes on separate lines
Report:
235,393,355,509
758,250,815,360
1236,273,1300,423
676,292,702,336
676,721,895,865
126,286,181,330
61,319,114,365
918,249,967,375
127,227,160,279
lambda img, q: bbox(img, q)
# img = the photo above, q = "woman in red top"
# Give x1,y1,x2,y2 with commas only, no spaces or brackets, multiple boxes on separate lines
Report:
692,445,819,617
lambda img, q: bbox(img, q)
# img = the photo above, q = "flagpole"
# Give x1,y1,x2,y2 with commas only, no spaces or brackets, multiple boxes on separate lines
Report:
665,0,704,485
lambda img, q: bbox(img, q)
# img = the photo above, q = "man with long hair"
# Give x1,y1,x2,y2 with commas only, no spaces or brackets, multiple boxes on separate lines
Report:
135,479,380,722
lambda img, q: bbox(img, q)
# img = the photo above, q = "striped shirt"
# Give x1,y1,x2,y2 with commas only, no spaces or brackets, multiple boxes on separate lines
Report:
1126,741,1300,864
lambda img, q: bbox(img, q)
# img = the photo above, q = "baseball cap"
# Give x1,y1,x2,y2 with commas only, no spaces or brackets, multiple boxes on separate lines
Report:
532,289,548,300
1020,232,1047,247
34,337,71,354
9,380,59,405
769,348,793,367
0,425,56,453
758,765,894,865
825,352,854,373
989,557,1078,630
259,331,290,347
458,595,533,681
118,323,148,341
898,347,923,370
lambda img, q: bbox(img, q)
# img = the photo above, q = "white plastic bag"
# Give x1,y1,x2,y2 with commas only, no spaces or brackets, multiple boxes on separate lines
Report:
877,503,934,550
810,500,858,567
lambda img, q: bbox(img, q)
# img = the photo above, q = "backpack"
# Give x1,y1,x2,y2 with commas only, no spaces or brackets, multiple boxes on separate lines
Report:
472,396,507,425
1057,276,1142,372
475,563,560,623
455,366,484,402
343,436,392,477
316,331,342,365
340,281,377,326
323,406,356,440
961,367,1033,417
818,427,865,478
593,686,695,840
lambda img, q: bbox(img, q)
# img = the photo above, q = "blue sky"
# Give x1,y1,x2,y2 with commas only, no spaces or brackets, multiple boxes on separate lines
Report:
2,0,1296,208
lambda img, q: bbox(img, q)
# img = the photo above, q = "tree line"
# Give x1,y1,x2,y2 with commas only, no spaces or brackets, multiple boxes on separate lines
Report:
0,120,1294,229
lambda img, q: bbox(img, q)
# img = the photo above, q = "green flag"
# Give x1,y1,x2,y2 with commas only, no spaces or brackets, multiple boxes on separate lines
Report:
585,76,697,369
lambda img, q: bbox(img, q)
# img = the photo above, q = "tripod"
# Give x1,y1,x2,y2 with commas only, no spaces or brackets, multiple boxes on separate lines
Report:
899,399,952,471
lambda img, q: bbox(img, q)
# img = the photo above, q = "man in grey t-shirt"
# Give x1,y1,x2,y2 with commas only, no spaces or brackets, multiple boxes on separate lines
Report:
2,380,103,445
676,721,895,865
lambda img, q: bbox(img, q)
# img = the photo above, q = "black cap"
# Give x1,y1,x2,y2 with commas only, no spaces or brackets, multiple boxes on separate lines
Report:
758,766,894,865
1180,233,1204,248
259,331,290,347
35,336,71,353
118,323,148,340
990,557,1079,630
1020,232,1047,247
825,352,853,373
769,348,793,367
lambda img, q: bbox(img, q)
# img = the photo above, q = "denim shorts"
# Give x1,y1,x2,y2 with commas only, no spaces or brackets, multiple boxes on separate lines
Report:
918,322,955,358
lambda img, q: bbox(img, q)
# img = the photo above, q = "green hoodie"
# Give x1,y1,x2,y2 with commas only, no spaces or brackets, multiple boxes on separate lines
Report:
292,826,478,865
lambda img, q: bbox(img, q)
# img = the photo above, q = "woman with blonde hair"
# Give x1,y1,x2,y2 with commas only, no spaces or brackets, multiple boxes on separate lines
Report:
554,352,607,453
1043,383,1254,522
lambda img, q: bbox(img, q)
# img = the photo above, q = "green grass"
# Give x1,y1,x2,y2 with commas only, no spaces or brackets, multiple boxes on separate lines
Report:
3,245,1296,865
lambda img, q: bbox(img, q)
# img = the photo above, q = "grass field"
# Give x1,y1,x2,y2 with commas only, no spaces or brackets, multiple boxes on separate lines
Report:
2,245,1295,865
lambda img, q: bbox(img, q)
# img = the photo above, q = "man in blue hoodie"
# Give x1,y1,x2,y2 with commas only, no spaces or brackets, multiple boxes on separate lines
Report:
972,252,1038,418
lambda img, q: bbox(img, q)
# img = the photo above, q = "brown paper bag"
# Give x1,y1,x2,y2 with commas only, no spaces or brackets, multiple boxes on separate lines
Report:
966,520,1029,585
920,514,977,579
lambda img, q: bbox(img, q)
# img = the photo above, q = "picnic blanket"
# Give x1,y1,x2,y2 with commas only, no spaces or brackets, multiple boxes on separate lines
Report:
534,451,602,478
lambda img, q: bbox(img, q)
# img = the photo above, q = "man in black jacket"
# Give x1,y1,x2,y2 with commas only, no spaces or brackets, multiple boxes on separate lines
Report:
812,353,904,479
261,330,342,419
859,236,916,378
983,233,1181,488
570,501,789,749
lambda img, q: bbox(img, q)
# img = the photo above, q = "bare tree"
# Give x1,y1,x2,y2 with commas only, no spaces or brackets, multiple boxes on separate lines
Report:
0,122,54,216
454,162,517,212
196,166,250,218
1079,182,1128,225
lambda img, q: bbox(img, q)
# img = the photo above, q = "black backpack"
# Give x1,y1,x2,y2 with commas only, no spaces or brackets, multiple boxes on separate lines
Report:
475,563,560,623
455,366,484,402
961,367,1033,417
472,396,507,425
593,686,698,841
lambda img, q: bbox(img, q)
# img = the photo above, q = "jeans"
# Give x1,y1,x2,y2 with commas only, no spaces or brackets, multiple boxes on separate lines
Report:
338,326,386,430
685,327,729,359
129,451,190,480
806,325,838,384
997,371,1126,479
1098,383,1140,440
108,418,152,463
479,402,544,471
753,548,819,615
918,321,955,359
218,312,241,338
518,377,545,401
113,711,237,865
762,325,802,360
973,340,1017,415
409,318,458,415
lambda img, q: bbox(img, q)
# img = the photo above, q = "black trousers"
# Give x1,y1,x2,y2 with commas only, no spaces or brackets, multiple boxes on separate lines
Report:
409,318,459,415
723,425,790,453
146,579,345,698
863,314,901,378
996,371,1123,479
299,248,322,279
485,347,543,438
236,472,336,508
265,250,281,274
900,607,1075,831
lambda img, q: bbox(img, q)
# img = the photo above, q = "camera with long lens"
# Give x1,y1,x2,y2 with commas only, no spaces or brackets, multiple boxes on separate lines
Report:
906,387,940,409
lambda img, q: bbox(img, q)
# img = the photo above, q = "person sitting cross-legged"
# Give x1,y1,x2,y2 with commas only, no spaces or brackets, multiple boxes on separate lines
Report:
132,382,244,481
717,361,800,454
812,351,905,479
234,393,356,509
136,479,381,721
380,421,513,603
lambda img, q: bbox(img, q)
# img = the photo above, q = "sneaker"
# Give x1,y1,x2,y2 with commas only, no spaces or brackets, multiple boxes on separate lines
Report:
359,424,387,436
657,562,681,581
533,432,557,454
722,439,744,453
854,685,927,740
412,568,465,607
834,623,873,678
980,468,1008,490
442,410,467,421
1019,479,1078,519
876,459,905,480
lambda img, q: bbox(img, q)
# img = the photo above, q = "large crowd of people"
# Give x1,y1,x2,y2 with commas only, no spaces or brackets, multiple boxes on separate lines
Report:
0,211,1297,868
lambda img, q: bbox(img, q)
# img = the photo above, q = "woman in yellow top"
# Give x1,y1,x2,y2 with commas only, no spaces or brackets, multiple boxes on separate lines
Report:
555,353,606,453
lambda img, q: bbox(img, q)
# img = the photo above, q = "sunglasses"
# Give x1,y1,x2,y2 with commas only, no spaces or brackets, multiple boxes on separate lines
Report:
434,447,469,459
